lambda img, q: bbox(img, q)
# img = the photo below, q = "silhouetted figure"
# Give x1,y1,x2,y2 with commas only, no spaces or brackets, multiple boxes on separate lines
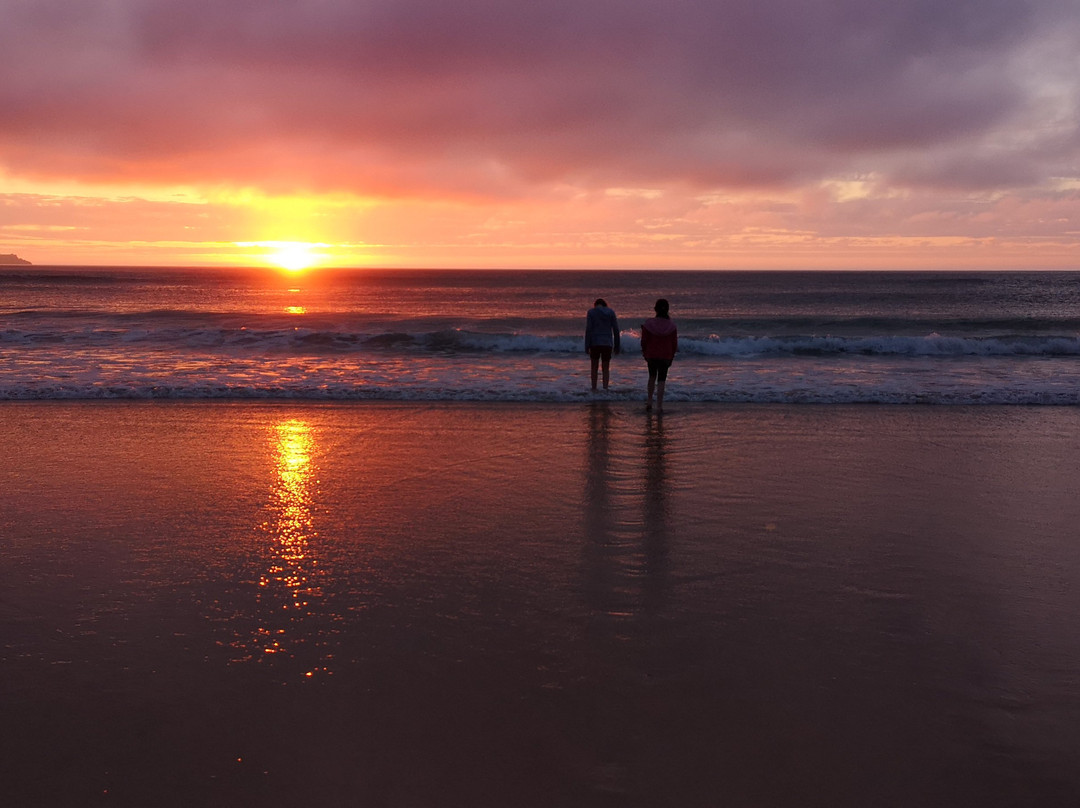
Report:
640,298,678,412
584,298,621,390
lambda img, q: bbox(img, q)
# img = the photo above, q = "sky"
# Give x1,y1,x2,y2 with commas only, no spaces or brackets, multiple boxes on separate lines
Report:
1,0,1079,270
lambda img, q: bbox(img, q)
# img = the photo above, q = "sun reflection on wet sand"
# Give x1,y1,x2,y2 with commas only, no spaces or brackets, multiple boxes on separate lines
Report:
265,420,316,609
233,418,333,678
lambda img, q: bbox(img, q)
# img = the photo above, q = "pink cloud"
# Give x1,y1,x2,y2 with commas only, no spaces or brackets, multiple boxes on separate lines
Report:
1,0,1075,198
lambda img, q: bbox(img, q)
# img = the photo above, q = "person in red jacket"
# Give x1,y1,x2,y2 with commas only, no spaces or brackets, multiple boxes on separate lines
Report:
640,298,678,412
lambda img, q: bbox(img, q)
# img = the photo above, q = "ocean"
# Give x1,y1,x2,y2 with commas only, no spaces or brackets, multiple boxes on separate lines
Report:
4,267,1080,403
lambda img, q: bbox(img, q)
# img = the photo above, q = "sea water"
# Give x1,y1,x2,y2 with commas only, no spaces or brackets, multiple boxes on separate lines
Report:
3,267,1080,403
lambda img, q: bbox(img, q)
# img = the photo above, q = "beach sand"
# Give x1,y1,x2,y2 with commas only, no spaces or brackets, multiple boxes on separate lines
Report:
3,401,1080,806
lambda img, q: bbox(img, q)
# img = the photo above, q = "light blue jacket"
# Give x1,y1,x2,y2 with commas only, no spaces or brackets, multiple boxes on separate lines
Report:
585,306,621,351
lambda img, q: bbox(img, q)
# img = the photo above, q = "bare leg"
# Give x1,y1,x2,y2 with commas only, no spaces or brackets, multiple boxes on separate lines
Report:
590,352,600,390
646,375,655,410
601,355,611,389
656,380,666,412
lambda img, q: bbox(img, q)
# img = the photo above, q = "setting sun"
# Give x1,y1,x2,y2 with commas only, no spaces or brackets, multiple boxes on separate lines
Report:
235,240,325,272
270,242,318,272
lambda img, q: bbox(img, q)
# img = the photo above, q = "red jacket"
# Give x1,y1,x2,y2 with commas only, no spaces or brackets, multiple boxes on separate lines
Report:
641,317,677,360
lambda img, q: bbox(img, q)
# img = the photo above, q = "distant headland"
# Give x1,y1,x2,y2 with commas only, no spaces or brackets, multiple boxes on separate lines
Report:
0,253,32,265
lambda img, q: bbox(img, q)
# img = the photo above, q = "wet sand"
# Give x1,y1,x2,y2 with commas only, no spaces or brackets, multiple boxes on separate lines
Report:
3,401,1080,806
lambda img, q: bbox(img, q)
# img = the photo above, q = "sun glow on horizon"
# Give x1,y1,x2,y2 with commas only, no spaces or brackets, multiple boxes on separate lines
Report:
236,240,326,272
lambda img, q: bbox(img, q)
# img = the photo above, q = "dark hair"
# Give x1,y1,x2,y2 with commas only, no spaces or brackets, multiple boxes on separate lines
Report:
594,298,607,307
654,298,670,318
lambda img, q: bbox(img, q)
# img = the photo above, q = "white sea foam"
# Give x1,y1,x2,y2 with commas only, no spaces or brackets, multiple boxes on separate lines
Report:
5,324,1080,358
3,356,1079,405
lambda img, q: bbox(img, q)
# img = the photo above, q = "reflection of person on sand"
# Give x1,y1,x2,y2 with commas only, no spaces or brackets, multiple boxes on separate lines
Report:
641,298,678,412
584,298,621,391
641,415,670,614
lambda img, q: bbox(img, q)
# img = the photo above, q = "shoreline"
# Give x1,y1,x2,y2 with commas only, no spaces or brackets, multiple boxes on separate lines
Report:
4,396,1080,408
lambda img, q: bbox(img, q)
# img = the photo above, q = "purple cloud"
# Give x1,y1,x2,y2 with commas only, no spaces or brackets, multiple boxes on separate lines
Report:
0,0,1075,196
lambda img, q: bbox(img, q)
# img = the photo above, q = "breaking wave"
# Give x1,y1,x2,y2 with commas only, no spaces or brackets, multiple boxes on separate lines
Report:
5,325,1080,358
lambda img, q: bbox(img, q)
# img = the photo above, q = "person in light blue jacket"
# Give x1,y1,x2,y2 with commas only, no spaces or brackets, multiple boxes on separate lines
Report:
584,298,621,390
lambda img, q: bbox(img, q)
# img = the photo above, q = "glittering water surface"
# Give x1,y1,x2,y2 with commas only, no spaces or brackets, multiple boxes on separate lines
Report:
3,401,1080,806
6,268,1080,403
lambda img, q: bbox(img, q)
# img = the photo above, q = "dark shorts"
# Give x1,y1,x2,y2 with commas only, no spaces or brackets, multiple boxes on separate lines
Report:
647,358,672,381
590,346,613,361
